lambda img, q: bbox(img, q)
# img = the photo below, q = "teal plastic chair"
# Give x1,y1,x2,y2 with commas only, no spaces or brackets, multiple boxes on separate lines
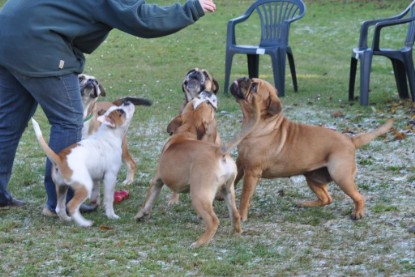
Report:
349,1,415,106
224,0,306,96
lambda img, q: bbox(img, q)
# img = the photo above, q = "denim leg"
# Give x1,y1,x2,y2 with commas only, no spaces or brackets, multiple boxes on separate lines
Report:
12,72,83,210
0,66,37,204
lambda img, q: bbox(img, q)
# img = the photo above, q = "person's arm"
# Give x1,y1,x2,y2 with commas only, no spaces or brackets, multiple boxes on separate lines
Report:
101,0,215,38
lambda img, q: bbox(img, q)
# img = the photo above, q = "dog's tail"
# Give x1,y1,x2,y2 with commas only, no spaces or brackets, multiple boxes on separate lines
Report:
220,95,261,155
31,118,62,165
112,97,152,107
351,119,394,148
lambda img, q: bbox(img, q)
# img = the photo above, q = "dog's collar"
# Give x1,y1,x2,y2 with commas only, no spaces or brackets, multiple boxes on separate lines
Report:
83,113,93,123
193,91,217,110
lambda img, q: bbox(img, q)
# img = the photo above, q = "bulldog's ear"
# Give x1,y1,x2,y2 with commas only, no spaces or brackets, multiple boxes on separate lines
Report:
167,115,183,135
196,121,207,140
97,114,115,128
212,78,219,94
268,94,282,115
99,84,106,97
97,109,107,116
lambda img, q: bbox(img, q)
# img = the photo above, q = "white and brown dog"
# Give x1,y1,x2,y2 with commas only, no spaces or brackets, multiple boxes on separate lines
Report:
79,74,148,186
32,98,150,227
135,92,259,247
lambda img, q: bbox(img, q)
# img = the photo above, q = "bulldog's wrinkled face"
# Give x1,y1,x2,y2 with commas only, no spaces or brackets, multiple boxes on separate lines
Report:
79,74,106,101
230,77,282,118
182,68,219,102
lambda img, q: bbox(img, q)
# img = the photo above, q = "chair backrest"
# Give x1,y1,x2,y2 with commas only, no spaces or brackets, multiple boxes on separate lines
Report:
243,0,305,47
404,1,415,47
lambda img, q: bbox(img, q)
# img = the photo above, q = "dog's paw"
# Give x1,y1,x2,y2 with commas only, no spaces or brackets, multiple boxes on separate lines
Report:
167,193,180,206
106,213,120,220
350,212,364,220
75,218,93,227
134,211,149,221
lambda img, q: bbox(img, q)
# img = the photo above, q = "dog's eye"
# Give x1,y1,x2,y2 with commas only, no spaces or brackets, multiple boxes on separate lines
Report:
251,83,258,93
79,76,85,82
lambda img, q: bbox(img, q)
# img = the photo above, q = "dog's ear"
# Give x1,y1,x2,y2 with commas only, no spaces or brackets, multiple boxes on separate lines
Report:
211,78,219,94
97,109,107,116
267,93,282,115
167,115,183,135
97,114,115,128
99,84,106,97
196,121,207,140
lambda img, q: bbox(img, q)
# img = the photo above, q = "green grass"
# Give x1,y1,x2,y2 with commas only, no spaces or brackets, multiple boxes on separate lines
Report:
1,0,415,276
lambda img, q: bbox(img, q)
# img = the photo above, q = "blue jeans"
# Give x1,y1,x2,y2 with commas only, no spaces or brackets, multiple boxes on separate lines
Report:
0,66,83,210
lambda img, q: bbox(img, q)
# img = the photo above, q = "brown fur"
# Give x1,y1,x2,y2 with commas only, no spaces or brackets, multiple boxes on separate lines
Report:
230,77,394,221
135,98,259,247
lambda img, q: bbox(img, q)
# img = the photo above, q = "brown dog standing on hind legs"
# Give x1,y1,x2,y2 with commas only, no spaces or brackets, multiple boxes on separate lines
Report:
166,68,221,205
135,92,260,247
230,77,394,221
32,98,151,226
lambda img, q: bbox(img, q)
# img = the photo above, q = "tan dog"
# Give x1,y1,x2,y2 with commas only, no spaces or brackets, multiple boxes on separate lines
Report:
166,68,221,205
79,74,149,186
32,99,149,226
135,93,258,247
230,77,394,221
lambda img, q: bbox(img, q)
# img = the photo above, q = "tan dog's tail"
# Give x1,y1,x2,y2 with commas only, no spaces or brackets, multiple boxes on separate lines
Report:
351,119,394,148
31,118,62,166
220,95,261,154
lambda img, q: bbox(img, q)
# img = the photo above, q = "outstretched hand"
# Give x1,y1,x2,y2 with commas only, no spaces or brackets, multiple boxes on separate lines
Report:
199,0,216,13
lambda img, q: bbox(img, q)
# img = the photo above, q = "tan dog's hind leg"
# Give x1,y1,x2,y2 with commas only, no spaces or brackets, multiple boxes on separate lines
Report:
121,138,136,185
190,192,219,248
135,177,164,220
67,184,92,227
239,170,262,221
223,178,242,234
328,161,365,220
298,179,333,208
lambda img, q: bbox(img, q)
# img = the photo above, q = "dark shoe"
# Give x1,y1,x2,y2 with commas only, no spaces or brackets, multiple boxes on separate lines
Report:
42,207,57,217
0,197,25,207
79,203,98,213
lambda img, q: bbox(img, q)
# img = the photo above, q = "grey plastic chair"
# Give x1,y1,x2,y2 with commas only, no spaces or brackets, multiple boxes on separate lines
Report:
349,1,415,106
224,0,306,96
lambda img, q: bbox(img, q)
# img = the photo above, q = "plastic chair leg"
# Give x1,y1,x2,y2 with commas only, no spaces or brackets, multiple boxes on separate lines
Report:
359,51,373,106
348,57,358,101
287,48,298,92
391,59,409,99
403,54,415,101
224,52,234,95
270,49,286,97
247,54,259,78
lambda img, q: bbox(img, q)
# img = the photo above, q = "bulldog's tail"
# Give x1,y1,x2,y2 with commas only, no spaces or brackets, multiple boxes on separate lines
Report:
220,95,261,155
31,118,62,166
352,119,394,148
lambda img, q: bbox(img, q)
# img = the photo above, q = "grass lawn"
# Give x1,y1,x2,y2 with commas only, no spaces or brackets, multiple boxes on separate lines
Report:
1,0,414,276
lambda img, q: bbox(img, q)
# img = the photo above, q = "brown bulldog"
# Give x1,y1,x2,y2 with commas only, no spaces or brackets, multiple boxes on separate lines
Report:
134,92,257,247
230,77,394,221
135,95,242,247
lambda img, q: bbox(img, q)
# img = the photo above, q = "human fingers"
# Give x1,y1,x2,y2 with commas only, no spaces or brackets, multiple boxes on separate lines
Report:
199,0,216,13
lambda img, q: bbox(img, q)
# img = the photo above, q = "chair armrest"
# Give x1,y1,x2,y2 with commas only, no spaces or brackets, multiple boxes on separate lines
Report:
357,13,406,50
372,16,415,51
226,14,250,45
